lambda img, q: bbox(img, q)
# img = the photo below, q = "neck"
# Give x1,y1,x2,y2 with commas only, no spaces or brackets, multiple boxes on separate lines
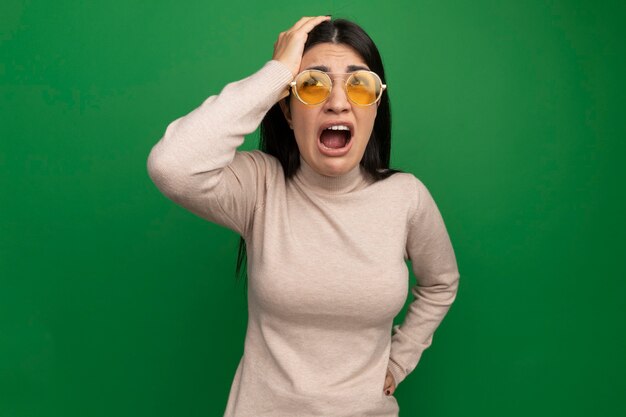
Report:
294,154,371,195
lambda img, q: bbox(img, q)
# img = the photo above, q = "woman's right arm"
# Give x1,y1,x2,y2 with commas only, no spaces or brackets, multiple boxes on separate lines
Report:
146,16,330,237
146,60,293,237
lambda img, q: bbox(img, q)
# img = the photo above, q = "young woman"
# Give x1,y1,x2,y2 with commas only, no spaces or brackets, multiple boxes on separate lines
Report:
147,15,460,417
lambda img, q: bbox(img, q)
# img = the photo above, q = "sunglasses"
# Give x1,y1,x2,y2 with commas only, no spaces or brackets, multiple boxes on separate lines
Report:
289,69,387,106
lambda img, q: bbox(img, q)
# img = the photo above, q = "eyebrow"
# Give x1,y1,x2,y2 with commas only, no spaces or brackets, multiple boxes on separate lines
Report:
305,64,370,72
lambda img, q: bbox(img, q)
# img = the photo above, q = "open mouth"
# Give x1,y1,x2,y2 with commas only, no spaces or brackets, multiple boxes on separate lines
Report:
318,125,353,149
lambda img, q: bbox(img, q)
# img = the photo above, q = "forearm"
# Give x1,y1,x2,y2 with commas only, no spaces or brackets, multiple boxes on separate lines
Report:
146,60,293,200
388,177,461,386
388,273,459,386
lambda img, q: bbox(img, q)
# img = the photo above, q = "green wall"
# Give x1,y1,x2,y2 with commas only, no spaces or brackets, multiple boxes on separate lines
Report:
1,1,624,416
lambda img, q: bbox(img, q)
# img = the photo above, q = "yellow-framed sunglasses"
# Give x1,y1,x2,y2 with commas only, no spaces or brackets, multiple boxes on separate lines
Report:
289,69,387,106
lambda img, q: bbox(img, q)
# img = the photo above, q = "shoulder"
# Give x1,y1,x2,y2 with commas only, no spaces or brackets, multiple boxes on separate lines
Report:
378,171,436,223
374,170,424,208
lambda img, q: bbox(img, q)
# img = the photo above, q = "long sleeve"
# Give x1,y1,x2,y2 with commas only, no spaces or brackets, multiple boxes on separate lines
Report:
146,60,294,238
387,177,461,387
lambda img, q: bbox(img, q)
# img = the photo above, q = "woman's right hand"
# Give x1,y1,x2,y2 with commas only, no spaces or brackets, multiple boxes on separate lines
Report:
272,15,331,78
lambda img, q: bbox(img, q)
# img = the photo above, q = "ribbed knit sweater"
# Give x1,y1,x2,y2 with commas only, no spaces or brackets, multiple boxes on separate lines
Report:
146,59,460,417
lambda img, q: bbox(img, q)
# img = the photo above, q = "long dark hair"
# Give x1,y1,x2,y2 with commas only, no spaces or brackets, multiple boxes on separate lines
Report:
235,18,404,288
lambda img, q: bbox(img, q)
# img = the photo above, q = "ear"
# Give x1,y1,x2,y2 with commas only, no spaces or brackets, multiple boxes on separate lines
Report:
279,98,293,129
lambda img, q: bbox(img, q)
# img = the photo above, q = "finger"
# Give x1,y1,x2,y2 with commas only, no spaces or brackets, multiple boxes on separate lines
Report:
280,16,329,48
272,15,330,75
288,16,316,33
295,15,331,33
277,17,307,36
384,379,395,395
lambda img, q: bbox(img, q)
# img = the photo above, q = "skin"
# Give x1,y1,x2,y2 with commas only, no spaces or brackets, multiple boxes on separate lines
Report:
278,42,380,177
272,16,396,396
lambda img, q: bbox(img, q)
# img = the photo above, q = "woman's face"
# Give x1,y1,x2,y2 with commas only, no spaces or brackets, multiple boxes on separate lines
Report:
280,42,380,177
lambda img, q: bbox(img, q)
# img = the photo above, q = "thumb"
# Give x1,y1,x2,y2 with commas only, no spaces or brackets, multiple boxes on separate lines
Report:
384,371,396,395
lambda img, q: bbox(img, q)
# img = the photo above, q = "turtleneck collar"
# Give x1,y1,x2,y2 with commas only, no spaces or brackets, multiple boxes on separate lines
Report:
294,154,371,195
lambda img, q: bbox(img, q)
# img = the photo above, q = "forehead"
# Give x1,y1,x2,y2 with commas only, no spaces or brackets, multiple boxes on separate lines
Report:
300,43,369,72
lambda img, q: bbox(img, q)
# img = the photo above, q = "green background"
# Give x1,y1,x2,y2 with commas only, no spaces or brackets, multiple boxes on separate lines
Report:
1,0,624,416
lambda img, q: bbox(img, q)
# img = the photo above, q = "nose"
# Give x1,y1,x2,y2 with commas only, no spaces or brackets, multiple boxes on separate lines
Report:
323,79,351,114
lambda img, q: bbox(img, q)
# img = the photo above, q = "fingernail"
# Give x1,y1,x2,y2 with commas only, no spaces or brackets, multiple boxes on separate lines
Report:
385,389,390,395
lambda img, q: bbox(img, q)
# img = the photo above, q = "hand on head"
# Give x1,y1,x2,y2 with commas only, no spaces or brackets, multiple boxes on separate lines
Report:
272,16,331,78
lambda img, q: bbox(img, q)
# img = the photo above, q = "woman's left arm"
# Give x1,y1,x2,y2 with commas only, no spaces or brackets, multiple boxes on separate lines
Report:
387,177,461,388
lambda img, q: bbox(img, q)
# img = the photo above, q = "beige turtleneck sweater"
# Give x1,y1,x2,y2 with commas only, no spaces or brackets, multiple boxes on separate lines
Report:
146,59,460,417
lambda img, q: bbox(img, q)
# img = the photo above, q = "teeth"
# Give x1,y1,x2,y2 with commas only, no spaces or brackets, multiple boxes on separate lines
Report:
325,125,350,131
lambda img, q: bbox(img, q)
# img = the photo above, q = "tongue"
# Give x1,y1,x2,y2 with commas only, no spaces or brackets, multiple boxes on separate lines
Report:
320,130,348,148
